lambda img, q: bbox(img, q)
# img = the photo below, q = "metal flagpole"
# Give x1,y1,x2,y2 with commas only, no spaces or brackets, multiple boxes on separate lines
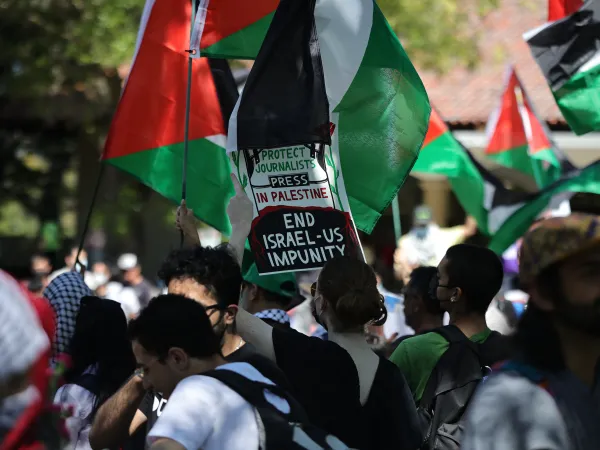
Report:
180,0,197,246
391,194,402,243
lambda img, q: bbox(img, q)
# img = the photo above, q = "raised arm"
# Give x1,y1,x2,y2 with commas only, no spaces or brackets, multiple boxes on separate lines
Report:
176,200,202,247
89,373,148,450
226,174,275,361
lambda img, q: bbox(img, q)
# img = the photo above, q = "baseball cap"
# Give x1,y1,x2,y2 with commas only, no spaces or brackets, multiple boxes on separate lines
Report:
243,262,298,299
413,205,432,226
117,253,138,271
519,213,600,286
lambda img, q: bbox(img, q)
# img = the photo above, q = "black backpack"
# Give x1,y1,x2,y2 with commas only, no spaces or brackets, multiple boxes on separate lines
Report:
418,325,511,450
204,369,352,450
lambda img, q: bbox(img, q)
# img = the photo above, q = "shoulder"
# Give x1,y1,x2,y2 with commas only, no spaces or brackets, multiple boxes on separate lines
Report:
463,373,566,449
394,331,449,357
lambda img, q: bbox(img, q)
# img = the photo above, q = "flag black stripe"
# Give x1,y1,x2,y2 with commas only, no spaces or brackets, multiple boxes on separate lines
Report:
234,0,331,151
526,0,600,91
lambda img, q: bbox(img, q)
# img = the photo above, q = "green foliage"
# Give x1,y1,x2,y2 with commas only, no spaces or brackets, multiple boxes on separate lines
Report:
378,0,499,72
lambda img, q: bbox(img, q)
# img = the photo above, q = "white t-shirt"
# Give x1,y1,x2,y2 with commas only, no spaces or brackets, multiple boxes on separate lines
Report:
147,362,290,450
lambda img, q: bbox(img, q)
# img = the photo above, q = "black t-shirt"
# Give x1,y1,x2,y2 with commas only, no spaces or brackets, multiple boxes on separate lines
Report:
138,341,292,435
272,327,422,450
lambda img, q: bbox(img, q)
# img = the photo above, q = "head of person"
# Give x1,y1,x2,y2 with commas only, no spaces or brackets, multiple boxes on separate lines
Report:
240,263,298,314
65,246,88,271
66,296,136,416
128,294,221,398
517,214,600,369
413,205,433,239
158,245,242,343
118,253,142,284
31,253,51,276
403,266,444,331
311,256,386,333
435,244,503,317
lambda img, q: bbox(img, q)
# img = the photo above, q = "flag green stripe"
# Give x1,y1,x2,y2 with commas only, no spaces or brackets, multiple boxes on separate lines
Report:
201,13,274,60
487,144,534,179
106,138,234,234
489,162,600,254
336,3,430,233
413,132,488,232
554,63,600,135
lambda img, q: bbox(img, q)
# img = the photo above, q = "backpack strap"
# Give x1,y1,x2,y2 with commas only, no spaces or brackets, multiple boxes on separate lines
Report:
419,326,482,408
203,368,309,423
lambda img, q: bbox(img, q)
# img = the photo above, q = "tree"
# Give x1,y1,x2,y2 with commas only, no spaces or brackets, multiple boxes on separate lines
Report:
0,0,500,249
378,0,499,72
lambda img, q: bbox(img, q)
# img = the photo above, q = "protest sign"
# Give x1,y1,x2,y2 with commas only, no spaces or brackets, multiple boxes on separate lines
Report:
230,132,362,274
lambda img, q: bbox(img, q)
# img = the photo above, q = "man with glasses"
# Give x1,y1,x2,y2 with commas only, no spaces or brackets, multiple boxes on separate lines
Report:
90,246,290,450
390,244,511,404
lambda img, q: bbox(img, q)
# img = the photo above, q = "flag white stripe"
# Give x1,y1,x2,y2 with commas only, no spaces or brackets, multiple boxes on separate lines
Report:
124,0,157,89
190,0,211,58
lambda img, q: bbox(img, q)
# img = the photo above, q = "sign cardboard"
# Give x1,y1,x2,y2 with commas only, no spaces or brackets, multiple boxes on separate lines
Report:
230,129,362,274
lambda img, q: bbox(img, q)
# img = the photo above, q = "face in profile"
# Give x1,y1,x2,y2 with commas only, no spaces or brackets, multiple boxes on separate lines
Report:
132,340,179,398
550,243,600,335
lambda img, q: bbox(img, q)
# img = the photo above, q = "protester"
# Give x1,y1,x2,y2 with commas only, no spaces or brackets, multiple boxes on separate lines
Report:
390,244,511,401
394,206,477,284
49,246,93,286
225,175,421,450
44,272,94,365
117,253,154,309
240,262,301,329
54,296,136,450
401,266,444,338
0,270,60,449
127,294,330,450
462,214,600,450
176,201,302,329
89,246,290,450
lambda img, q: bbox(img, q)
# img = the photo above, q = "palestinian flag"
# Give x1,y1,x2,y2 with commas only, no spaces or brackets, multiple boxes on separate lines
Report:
548,0,584,21
484,67,571,187
413,107,527,236
103,0,237,234
525,0,600,135
227,0,331,152
226,0,430,233
489,160,600,253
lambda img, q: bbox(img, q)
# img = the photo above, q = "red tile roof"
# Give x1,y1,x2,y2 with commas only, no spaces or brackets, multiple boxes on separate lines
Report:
419,0,564,126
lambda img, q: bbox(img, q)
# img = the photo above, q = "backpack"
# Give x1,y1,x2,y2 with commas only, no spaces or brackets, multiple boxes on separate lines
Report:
417,326,510,450
204,369,351,450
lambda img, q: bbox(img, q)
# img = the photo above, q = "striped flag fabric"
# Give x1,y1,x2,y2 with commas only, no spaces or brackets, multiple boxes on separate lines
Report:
525,0,600,135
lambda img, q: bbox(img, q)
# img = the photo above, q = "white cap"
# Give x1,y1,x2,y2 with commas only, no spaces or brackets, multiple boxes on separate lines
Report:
117,253,138,271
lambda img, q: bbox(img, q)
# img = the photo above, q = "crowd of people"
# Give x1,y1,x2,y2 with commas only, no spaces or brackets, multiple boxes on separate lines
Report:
1,180,599,450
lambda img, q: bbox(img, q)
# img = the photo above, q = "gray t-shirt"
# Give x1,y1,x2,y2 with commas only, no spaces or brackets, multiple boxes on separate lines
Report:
462,373,570,450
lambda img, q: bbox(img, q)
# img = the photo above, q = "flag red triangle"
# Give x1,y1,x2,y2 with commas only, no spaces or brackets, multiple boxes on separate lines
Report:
422,107,449,149
201,0,279,49
548,0,583,22
104,0,225,160
485,68,527,155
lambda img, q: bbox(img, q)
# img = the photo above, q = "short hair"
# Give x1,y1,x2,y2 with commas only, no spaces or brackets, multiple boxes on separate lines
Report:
128,294,220,360
407,266,443,317
445,244,503,314
158,245,242,307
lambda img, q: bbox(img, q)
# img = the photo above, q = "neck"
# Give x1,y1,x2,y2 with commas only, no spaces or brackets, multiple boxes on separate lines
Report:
187,354,227,376
221,331,244,357
450,312,488,338
328,330,371,349
555,323,600,387
415,316,443,334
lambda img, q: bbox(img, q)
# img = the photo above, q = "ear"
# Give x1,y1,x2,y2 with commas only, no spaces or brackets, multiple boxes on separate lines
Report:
527,283,555,312
223,305,238,326
452,287,463,302
167,348,189,370
248,284,259,303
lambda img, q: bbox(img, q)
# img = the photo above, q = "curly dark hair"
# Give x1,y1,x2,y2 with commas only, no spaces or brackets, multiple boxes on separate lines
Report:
158,245,242,307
